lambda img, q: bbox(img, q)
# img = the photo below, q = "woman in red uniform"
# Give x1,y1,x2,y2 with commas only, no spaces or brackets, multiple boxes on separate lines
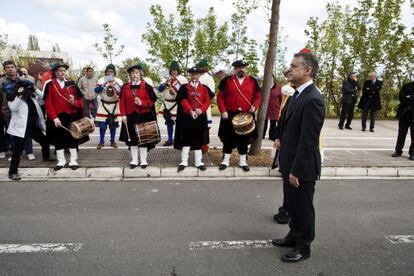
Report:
44,63,86,170
119,64,158,169
174,66,213,172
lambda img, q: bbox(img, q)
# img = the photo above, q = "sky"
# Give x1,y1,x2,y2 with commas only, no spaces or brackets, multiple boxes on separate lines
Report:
0,0,413,72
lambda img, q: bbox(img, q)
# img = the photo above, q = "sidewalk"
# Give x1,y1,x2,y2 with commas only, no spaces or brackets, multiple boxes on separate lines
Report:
1,118,413,180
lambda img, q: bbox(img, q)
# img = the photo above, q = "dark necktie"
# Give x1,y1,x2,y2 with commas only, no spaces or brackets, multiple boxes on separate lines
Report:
293,90,300,100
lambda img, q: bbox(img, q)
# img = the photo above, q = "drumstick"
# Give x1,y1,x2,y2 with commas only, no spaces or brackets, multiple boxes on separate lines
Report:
59,125,75,135
123,120,131,142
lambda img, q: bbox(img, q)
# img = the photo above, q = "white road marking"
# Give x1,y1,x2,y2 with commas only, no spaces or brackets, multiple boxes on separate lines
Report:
189,240,274,250
385,235,414,244
323,136,395,140
0,243,83,253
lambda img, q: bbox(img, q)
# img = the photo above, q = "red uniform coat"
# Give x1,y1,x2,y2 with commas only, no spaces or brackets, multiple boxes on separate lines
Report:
217,75,261,113
44,79,83,120
120,81,154,116
180,82,211,115
266,84,282,120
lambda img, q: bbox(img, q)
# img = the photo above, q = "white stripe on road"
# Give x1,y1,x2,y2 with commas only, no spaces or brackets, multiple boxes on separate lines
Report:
189,240,273,250
385,235,414,244
0,243,83,253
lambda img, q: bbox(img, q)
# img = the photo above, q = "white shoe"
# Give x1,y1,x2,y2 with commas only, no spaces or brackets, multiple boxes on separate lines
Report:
0,152,5,159
8,157,11,162
27,153,35,160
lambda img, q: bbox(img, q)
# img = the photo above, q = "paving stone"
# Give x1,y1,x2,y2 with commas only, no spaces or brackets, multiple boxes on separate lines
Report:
87,167,123,179
198,167,235,177
234,167,270,177
161,167,198,177
367,167,398,176
124,167,161,178
48,168,87,178
336,167,367,176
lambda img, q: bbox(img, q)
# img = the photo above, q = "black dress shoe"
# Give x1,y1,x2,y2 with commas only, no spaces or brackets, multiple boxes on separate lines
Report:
54,165,64,171
219,164,227,170
140,165,148,169
273,207,290,224
409,155,414,161
130,164,137,169
240,165,250,172
196,165,206,171
69,165,79,170
178,165,186,172
271,238,296,248
281,248,310,263
345,126,352,130
391,152,402,157
8,174,21,181
338,126,343,130
369,129,374,132
362,128,366,132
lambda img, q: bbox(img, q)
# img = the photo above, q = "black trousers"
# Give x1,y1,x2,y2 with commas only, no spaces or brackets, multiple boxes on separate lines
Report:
223,142,248,155
283,174,315,250
338,101,355,128
0,117,6,152
263,120,278,141
9,118,50,175
361,99,376,130
395,110,414,156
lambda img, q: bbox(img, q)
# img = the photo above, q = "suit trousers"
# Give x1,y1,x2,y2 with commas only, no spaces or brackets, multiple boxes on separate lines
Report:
395,110,414,156
361,99,376,130
283,174,315,250
338,101,355,128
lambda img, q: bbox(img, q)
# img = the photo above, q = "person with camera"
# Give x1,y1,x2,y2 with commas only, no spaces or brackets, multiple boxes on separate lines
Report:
94,64,123,149
338,72,359,130
174,66,213,172
158,61,187,146
43,63,85,170
6,79,51,180
0,60,36,161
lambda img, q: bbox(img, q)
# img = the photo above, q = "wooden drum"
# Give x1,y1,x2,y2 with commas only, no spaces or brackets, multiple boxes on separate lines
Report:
69,117,95,139
135,121,161,145
232,112,255,135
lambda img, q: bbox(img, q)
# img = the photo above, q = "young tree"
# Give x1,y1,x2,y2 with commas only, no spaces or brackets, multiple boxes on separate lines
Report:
27,34,40,51
93,23,125,64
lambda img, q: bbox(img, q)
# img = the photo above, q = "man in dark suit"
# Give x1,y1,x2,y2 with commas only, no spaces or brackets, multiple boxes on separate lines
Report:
272,50,325,263
392,81,414,160
358,72,383,132
338,72,359,130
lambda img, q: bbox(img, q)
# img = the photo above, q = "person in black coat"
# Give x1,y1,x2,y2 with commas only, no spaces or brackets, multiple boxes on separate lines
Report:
357,72,382,132
272,50,325,263
338,72,359,130
392,81,414,160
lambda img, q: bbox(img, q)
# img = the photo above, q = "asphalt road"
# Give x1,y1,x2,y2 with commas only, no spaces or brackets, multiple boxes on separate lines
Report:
0,179,413,275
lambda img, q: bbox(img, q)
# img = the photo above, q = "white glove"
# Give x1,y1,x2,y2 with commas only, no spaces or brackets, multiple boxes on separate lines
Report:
54,118,62,127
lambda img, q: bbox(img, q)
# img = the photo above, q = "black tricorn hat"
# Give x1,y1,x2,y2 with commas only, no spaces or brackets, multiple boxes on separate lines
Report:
187,66,202,73
231,60,249,68
127,64,143,74
51,62,69,71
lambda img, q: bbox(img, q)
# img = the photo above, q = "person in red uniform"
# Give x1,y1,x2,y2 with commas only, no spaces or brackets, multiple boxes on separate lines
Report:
119,64,158,169
264,78,282,140
174,66,214,172
217,60,261,171
44,63,86,170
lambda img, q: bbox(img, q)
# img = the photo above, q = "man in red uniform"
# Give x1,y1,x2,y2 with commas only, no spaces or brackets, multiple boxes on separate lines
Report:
174,66,213,172
217,60,261,171
44,63,85,170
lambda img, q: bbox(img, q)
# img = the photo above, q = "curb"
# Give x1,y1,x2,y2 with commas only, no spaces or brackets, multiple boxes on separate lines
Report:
1,166,414,181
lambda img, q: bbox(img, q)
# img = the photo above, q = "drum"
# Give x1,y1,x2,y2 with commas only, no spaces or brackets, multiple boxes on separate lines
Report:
69,117,95,139
232,112,255,135
135,121,161,145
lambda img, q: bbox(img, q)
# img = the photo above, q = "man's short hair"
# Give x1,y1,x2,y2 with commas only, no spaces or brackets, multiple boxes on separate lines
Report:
85,67,93,72
294,52,319,79
2,60,16,69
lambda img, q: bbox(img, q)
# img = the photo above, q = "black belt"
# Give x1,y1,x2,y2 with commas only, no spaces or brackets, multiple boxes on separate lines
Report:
165,99,176,103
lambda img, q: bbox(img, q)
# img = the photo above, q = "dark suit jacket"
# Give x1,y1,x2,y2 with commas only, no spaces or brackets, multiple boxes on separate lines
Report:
357,79,382,111
396,81,414,119
275,83,325,181
341,79,359,104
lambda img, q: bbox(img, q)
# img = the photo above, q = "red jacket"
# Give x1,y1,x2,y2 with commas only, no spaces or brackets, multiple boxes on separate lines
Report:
120,81,154,116
217,75,261,113
44,79,83,120
180,82,211,115
266,84,282,120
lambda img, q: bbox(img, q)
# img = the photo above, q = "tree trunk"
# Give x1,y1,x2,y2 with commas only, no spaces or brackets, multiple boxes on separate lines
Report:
249,0,281,155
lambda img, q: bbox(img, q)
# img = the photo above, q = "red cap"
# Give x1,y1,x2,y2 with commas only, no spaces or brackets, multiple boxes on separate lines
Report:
299,48,312,53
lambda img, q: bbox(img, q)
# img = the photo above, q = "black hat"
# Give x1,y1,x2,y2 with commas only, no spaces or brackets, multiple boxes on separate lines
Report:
231,60,249,68
51,62,69,71
105,63,116,71
127,64,143,74
187,66,202,73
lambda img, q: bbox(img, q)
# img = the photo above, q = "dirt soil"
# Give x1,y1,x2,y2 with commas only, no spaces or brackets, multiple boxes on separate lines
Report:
208,148,273,167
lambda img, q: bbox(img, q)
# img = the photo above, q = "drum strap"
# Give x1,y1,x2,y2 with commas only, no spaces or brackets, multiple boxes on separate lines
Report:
232,79,253,107
102,101,117,115
53,83,72,104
